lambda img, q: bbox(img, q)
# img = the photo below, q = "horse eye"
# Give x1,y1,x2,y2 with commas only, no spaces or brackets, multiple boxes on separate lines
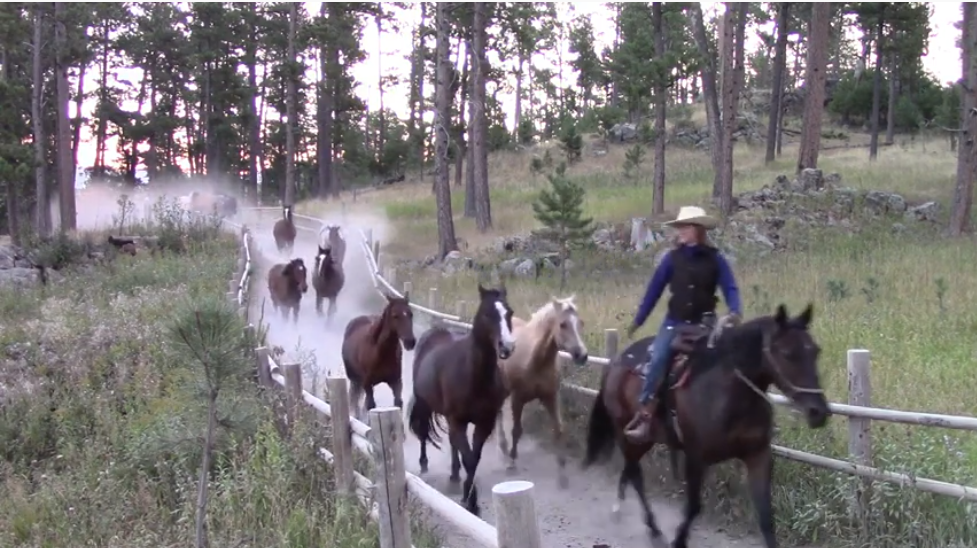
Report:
560,321,569,329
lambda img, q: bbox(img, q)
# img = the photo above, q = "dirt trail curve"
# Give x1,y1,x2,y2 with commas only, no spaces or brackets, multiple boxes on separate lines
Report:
239,208,766,548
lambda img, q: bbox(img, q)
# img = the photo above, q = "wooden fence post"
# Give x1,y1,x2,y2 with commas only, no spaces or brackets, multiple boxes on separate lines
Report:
493,480,542,548
387,267,397,288
243,325,255,357
604,329,619,360
847,348,872,522
283,362,303,427
326,376,355,495
369,407,412,548
373,240,381,266
365,228,374,251
403,281,412,299
255,347,271,387
456,300,468,321
428,287,439,310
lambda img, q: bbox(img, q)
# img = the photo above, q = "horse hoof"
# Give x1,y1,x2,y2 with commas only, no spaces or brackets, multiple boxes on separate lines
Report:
649,531,669,548
610,503,622,523
505,463,518,475
446,479,462,495
558,474,569,490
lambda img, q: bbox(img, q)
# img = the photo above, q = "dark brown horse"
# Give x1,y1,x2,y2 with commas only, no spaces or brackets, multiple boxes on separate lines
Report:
408,284,516,516
583,305,830,548
267,258,308,323
272,206,297,256
341,293,417,418
312,244,345,322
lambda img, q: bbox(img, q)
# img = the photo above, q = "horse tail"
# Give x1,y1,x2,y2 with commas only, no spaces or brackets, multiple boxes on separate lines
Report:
407,394,443,450
583,365,616,468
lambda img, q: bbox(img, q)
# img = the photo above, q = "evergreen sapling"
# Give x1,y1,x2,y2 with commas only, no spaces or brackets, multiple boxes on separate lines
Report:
532,162,594,290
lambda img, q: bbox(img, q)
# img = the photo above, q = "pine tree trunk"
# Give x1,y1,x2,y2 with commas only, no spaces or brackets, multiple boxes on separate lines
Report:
868,9,885,161
94,23,110,176
514,54,524,138
32,7,49,237
651,2,666,216
885,52,897,145
472,2,491,232
455,46,469,188
284,2,298,206
317,4,332,199
1,46,20,244
55,1,75,232
416,2,427,182
464,39,476,217
690,4,723,202
797,2,832,172
718,3,745,215
766,2,789,164
246,4,260,200
948,2,977,236
434,3,459,259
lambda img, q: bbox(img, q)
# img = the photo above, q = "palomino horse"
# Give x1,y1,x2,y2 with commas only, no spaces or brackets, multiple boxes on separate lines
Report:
273,206,297,256
496,296,589,488
318,224,346,266
340,293,417,418
312,244,345,322
584,305,830,548
266,258,308,323
408,284,516,516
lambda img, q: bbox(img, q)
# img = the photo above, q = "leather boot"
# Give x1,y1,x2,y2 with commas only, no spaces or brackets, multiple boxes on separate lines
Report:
624,398,657,443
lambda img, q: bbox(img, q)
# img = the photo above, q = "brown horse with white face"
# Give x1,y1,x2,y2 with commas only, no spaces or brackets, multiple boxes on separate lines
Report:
340,293,416,417
267,258,308,323
272,206,297,257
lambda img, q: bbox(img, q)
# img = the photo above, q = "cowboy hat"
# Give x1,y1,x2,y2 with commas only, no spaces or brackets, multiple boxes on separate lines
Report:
662,206,718,230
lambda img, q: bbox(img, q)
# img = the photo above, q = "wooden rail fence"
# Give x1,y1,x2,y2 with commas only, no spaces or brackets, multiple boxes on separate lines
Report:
226,209,543,548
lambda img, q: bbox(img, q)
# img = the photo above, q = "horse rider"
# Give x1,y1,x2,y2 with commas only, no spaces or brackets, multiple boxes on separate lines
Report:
624,206,743,443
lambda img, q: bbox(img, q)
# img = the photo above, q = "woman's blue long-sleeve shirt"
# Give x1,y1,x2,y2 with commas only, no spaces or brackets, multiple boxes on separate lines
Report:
632,246,742,329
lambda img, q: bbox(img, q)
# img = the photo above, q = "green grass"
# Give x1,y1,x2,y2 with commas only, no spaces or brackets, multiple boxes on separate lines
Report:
0,219,441,547
301,127,977,548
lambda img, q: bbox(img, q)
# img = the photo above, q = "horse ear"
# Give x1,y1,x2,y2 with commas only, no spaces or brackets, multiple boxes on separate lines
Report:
386,293,396,304
796,303,814,328
774,304,789,327
477,283,487,296
403,290,410,302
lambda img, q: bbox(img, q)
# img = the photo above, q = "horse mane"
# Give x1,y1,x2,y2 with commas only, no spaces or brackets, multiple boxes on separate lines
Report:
526,295,576,328
686,315,773,379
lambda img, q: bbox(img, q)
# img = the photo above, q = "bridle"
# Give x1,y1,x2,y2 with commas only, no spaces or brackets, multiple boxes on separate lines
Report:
732,324,824,406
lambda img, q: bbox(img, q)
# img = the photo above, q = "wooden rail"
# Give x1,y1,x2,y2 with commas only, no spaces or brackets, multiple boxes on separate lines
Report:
227,211,538,548
345,223,977,507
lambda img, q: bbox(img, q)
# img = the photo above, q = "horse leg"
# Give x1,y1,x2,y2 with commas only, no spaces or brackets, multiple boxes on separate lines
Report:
611,464,628,523
744,447,777,548
447,420,467,495
506,396,526,473
348,381,364,420
540,392,569,488
672,457,706,548
623,455,666,547
292,303,300,324
363,384,377,413
327,296,337,322
461,420,494,517
315,292,323,317
496,401,510,461
388,377,404,409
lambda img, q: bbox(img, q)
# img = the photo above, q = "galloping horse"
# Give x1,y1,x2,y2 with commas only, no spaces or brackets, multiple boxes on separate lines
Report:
273,206,297,256
341,293,416,418
312,244,345,322
584,305,830,548
318,224,346,266
496,296,589,488
266,258,308,323
408,284,516,516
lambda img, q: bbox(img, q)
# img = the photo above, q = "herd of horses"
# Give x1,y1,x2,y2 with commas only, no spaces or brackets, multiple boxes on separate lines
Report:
259,206,830,548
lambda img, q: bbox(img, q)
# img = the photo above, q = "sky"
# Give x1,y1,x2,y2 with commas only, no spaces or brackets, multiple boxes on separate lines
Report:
75,2,967,170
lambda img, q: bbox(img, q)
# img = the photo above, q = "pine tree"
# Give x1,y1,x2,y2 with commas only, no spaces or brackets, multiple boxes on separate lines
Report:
532,163,594,290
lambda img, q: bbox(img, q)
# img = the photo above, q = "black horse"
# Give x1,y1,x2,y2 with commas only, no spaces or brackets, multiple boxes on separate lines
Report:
584,305,830,548
407,284,516,516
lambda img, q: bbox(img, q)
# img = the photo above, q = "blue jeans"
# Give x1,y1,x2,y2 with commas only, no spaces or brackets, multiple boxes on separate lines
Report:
639,323,676,404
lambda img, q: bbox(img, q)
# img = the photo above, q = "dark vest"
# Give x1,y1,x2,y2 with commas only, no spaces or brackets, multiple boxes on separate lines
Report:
667,245,721,322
